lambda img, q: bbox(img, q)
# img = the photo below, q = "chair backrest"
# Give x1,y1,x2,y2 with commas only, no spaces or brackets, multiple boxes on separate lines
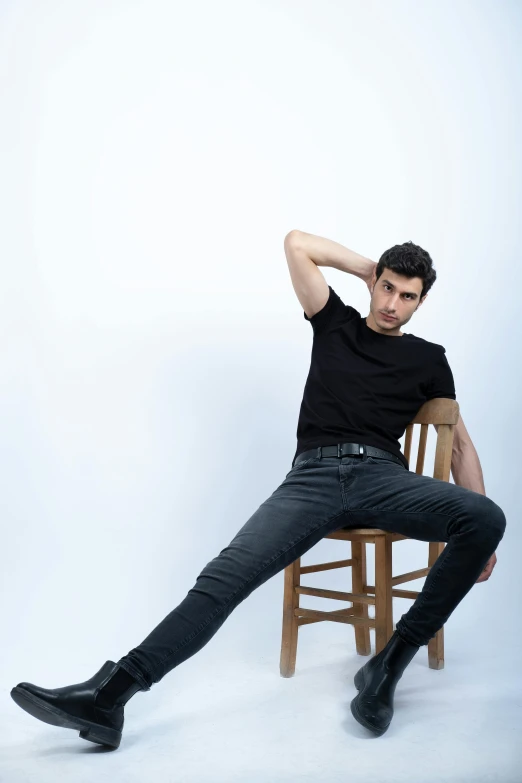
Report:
404,398,459,481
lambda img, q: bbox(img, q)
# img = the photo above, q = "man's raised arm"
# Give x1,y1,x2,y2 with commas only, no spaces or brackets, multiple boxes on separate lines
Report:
284,230,377,319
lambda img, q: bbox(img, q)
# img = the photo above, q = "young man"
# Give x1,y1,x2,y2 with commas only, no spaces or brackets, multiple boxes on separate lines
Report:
11,231,505,747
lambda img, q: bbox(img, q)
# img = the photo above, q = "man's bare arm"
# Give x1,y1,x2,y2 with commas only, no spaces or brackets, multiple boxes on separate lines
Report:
436,415,497,583
285,230,377,287
450,442,486,495
284,230,377,318
434,416,486,495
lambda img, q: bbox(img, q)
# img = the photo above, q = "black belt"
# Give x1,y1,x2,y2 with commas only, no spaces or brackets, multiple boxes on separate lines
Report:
293,442,407,469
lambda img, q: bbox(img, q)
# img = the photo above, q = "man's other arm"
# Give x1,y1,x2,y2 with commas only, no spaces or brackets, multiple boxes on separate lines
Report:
434,415,497,583
434,415,486,496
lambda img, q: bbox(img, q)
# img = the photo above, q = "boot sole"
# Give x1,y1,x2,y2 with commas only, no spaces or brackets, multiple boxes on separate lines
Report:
10,686,121,748
350,667,389,737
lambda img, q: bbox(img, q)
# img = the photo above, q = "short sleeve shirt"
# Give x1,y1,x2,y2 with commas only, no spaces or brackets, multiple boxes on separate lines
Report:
294,286,456,470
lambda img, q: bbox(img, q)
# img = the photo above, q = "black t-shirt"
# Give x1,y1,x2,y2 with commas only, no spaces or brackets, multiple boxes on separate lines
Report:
294,285,456,470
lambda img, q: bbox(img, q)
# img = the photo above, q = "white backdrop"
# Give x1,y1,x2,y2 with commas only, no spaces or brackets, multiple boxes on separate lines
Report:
1,1,521,779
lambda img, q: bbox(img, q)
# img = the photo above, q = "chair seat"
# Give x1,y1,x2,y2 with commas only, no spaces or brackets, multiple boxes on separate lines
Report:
326,528,409,542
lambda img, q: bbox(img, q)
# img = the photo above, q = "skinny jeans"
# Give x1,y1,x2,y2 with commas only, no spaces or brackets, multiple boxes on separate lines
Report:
118,451,506,690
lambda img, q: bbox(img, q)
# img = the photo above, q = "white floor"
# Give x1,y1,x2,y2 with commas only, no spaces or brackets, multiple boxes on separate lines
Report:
1,631,520,783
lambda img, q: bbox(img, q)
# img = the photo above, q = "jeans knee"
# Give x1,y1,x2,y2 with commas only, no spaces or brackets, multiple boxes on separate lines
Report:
476,497,506,547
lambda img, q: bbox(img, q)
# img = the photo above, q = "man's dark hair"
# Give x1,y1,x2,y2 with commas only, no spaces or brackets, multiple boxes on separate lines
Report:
376,241,436,300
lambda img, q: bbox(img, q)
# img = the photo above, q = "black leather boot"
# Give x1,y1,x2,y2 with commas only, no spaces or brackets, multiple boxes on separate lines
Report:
350,630,420,736
10,661,144,749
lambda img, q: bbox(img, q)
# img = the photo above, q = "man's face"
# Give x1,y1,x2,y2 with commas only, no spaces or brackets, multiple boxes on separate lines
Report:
369,267,427,333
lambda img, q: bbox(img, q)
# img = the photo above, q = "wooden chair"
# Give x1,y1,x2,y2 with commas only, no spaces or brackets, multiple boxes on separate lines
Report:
280,398,459,677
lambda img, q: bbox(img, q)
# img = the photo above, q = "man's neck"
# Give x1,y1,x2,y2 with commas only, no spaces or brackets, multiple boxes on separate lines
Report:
365,314,404,337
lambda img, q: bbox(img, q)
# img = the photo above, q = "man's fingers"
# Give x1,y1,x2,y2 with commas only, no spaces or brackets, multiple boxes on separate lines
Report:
475,553,497,583
476,566,493,582
476,566,492,583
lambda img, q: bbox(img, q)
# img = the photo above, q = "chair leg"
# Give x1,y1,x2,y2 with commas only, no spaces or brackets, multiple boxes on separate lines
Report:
427,541,445,669
428,626,445,670
374,536,393,654
351,541,371,656
280,558,301,677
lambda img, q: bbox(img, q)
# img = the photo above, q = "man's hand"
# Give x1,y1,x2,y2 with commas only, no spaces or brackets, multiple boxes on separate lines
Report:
475,552,497,583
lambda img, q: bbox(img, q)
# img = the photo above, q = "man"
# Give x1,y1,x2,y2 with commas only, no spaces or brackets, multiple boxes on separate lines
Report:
11,230,505,748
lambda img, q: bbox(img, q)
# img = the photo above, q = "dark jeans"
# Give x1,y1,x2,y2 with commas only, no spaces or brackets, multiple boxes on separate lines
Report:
118,451,506,690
